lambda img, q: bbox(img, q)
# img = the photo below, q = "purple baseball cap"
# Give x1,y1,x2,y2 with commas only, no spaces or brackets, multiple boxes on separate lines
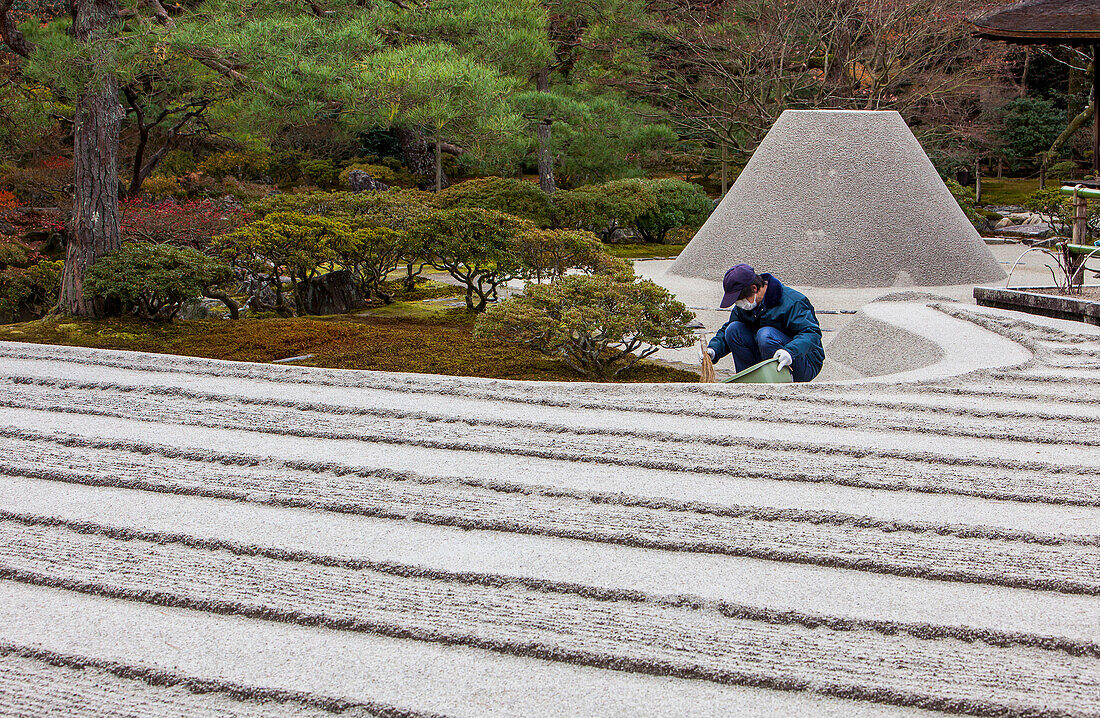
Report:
719,264,757,308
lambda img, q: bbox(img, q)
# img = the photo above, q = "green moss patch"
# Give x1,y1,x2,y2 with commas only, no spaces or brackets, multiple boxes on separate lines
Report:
979,179,1041,207
0,313,697,383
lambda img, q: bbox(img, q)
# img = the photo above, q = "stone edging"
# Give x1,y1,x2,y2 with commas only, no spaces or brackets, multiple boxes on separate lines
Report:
974,286,1100,326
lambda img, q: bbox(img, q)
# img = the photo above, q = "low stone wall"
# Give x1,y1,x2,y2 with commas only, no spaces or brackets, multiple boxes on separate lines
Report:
974,286,1100,326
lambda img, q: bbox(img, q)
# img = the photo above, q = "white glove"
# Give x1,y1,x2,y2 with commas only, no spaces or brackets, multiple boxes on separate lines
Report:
698,345,715,363
773,348,793,371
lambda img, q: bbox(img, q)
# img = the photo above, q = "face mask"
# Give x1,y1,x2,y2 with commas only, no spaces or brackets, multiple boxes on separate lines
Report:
734,298,758,311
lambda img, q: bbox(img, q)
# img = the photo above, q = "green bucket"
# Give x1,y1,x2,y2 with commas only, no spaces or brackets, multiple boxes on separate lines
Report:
721,357,793,384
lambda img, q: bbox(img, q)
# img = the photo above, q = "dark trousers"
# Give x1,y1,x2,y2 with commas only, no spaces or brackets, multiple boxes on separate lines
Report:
723,321,817,382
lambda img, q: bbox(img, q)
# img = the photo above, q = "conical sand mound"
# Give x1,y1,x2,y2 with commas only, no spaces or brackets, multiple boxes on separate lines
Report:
670,110,1006,287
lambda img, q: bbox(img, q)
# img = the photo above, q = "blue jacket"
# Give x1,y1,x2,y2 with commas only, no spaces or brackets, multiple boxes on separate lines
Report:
708,273,825,374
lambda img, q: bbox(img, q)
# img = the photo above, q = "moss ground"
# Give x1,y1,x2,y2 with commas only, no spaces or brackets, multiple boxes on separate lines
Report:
607,243,687,259
0,311,697,383
979,178,1040,207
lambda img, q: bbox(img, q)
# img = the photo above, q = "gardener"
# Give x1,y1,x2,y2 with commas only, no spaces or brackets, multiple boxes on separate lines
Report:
699,264,824,382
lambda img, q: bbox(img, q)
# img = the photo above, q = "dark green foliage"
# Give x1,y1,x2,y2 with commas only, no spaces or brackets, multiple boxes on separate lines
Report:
553,178,658,241
475,272,696,379
83,242,231,321
215,212,349,316
357,130,404,161
0,258,63,323
299,159,339,189
197,151,271,181
0,238,32,270
515,228,627,282
1025,189,1073,236
412,207,534,311
553,178,711,243
633,179,714,243
944,179,984,229
998,98,1067,171
268,150,312,186
435,177,554,227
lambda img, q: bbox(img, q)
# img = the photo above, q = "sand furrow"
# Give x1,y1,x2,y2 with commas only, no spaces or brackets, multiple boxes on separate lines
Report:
0,645,410,718
2,430,1094,542
0,581,950,718
3,410,1097,537
1,382,1097,487
0,517,1096,717
3,472,1095,645
3,427,1095,540
4,339,1096,410
3,348,1097,417
5,372,1098,452
0,441,1097,594
4,352,1098,423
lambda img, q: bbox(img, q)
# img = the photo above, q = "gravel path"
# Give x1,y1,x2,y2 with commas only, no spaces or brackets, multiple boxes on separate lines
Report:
0,304,1097,717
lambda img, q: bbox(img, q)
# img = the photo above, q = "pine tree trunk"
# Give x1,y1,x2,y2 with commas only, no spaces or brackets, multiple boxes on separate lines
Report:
434,129,442,193
535,67,555,195
396,126,448,190
60,0,122,317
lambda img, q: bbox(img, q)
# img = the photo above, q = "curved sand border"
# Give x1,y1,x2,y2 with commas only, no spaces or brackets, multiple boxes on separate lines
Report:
821,301,1032,384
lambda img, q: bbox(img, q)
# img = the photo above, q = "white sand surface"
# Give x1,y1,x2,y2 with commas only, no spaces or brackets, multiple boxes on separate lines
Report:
2,407,1097,538
0,473,1095,645
0,295,1098,716
0,581,942,718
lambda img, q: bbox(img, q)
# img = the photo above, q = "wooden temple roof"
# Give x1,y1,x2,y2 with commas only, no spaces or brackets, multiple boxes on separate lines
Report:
972,0,1100,44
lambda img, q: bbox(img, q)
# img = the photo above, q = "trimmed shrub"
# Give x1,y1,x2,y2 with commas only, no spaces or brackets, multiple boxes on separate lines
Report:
299,158,339,189
215,212,349,315
435,177,554,227
0,258,63,323
141,175,188,201
197,150,270,181
338,162,417,190
84,242,232,321
249,190,432,228
553,178,658,240
341,223,413,303
0,238,31,269
515,228,622,282
411,207,535,311
249,189,435,288
633,178,713,244
475,272,696,379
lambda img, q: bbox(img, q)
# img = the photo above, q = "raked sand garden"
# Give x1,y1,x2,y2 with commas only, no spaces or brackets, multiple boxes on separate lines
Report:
0,280,1098,717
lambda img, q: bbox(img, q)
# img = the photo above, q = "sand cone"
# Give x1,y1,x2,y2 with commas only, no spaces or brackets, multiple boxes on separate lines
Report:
669,110,1005,287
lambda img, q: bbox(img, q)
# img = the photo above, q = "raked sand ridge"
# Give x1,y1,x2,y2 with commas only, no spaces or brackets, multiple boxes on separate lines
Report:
0,300,1098,717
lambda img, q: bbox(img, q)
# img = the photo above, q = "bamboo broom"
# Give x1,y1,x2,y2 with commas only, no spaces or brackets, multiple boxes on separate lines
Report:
699,339,716,383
